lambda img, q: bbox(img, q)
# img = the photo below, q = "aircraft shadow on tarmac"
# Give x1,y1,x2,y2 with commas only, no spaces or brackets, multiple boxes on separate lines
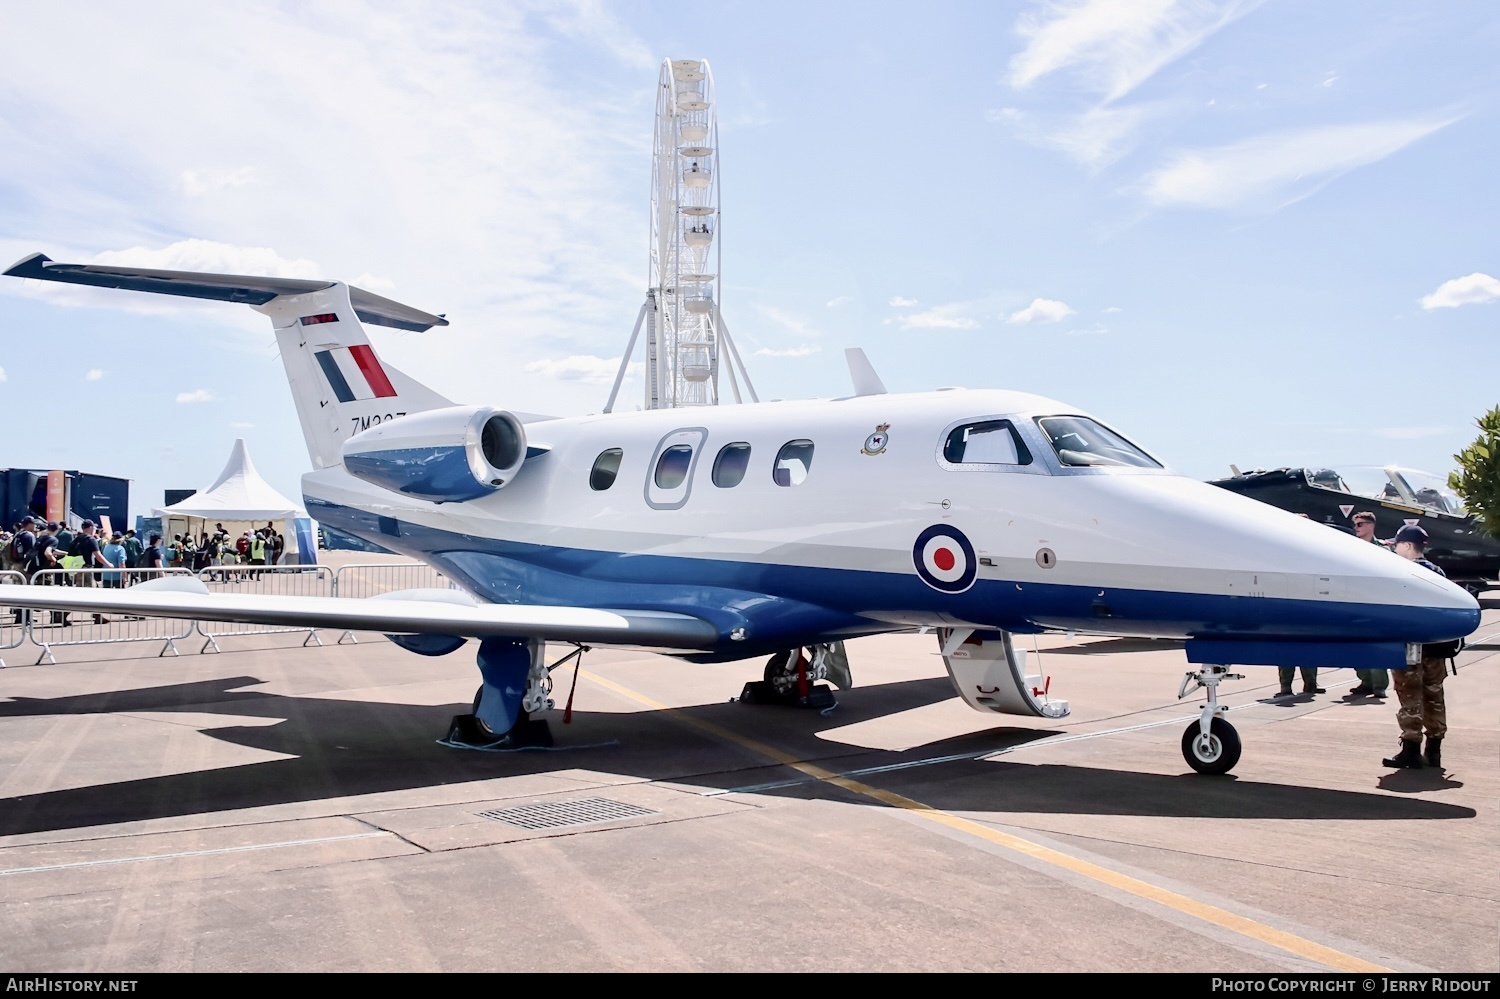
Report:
0,674,1476,837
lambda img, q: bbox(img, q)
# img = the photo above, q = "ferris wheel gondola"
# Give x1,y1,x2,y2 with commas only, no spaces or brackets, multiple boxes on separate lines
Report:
606,58,758,412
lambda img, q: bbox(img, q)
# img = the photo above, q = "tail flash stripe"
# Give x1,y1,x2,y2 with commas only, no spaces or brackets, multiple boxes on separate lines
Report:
349,344,398,398
315,350,356,403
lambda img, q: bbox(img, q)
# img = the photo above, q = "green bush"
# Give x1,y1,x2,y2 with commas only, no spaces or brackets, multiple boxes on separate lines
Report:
1450,405,1500,540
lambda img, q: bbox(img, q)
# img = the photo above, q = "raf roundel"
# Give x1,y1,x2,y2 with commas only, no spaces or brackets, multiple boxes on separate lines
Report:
912,524,977,593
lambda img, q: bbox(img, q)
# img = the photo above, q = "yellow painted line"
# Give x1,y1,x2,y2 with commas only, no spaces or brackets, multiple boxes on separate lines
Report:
582,669,1389,973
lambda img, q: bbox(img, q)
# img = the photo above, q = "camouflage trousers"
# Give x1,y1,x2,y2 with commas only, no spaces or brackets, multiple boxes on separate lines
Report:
1393,656,1447,741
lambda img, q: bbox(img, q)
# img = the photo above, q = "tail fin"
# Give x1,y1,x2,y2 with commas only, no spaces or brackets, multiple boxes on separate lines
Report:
254,282,451,468
4,253,452,468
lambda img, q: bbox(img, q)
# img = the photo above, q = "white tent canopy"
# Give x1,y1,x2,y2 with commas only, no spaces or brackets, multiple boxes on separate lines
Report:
154,438,305,522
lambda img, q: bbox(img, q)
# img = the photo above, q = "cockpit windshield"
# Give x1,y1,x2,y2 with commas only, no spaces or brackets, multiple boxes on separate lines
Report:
1305,468,1349,492
1394,468,1467,516
1035,416,1161,468
1326,466,1467,516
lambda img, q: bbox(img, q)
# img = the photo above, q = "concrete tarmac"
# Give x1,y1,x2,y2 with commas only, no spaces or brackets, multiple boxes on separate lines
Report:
1,582,1495,972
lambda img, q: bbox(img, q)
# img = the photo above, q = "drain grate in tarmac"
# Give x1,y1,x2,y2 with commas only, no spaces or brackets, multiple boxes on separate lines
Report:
477,797,658,831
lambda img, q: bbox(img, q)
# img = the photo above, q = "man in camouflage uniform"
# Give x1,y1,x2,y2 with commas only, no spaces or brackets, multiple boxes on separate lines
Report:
1349,512,1390,698
1382,525,1452,770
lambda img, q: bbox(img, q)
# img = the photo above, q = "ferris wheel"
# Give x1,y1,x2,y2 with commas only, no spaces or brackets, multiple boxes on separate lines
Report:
606,58,758,412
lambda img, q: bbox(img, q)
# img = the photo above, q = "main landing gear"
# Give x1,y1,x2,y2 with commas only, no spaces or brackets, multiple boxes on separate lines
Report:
1177,664,1244,775
738,643,850,713
443,637,586,750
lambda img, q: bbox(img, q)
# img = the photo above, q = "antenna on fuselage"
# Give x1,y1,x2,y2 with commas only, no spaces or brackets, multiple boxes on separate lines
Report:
845,348,888,396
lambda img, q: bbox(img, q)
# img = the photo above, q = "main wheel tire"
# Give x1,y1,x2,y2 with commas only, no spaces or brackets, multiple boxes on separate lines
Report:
472,685,495,736
765,651,804,694
1181,717,1242,775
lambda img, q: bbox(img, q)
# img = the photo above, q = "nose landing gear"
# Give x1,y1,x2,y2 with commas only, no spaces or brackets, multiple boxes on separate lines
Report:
1178,664,1243,774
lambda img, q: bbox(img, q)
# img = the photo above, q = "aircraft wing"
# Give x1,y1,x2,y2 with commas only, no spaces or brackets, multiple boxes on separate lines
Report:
0,579,717,649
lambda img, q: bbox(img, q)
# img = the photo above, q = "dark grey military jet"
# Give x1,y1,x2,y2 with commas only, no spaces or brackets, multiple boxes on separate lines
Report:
1210,465,1498,596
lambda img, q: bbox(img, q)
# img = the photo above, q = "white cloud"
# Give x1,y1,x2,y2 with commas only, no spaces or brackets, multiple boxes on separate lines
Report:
753,345,820,357
351,272,396,292
1102,306,1123,313
1066,324,1110,336
0,366,7,382
897,304,980,330
1375,426,1452,440
180,166,257,197
1421,273,1500,310
92,238,321,278
1032,103,1157,167
524,355,638,385
85,368,104,381
889,296,918,308
759,306,821,338
1007,298,1076,324
1008,0,1261,102
176,389,215,404
826,296,852,308
1141,117,1456,210
229,421,256,428
0,3,658,416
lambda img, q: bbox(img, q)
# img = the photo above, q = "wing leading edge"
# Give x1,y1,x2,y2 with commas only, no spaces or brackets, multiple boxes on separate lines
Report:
0,579,718,649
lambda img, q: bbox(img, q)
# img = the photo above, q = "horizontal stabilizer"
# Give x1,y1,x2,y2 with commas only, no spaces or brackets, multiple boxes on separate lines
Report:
0,587,718,649
4,253,448,332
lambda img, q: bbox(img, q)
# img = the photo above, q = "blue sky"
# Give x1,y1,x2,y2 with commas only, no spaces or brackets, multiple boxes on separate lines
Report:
1,1,1496,515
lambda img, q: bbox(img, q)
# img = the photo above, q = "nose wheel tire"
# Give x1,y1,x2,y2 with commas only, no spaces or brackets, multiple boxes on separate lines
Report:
1181,717,1241,775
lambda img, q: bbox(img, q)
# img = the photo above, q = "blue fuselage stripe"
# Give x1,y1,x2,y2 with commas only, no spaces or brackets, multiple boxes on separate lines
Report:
307,498,1476,656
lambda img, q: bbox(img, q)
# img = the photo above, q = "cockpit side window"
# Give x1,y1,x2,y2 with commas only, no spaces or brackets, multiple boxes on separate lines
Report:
590,448,623,490
942,421,1032,466
1036,416,1161,468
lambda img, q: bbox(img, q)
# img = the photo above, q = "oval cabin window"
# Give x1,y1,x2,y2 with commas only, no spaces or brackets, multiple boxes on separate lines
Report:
712,443,752,487
654,445,694,489
773,440,814,487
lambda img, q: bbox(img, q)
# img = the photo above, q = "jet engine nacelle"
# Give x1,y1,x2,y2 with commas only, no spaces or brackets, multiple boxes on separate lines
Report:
342,405,527,503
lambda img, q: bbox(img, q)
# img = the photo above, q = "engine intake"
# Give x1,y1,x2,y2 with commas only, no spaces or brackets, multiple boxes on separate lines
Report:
342,405,527,502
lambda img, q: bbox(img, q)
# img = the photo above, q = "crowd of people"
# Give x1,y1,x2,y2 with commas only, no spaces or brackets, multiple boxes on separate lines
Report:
1,517,288,585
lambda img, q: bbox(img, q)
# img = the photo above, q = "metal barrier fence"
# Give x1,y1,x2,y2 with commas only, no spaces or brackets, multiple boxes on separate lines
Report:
195,564,336,652
331,562,459,644
0,561,462,665
0,570,27,667
25,568,196,664
332,562,458,599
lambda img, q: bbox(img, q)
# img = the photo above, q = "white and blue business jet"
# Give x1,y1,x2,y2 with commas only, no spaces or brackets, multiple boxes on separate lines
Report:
4,253,1480,774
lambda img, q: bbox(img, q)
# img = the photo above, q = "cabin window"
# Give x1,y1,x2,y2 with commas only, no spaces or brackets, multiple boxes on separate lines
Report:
773,440,815,487
1036,416,1160,468
942,420,1032,466
654,445,694,489
590,449,623,490
712,442,752,487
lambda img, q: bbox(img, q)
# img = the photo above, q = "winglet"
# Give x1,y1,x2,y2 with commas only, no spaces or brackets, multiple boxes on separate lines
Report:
844,348,887,396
